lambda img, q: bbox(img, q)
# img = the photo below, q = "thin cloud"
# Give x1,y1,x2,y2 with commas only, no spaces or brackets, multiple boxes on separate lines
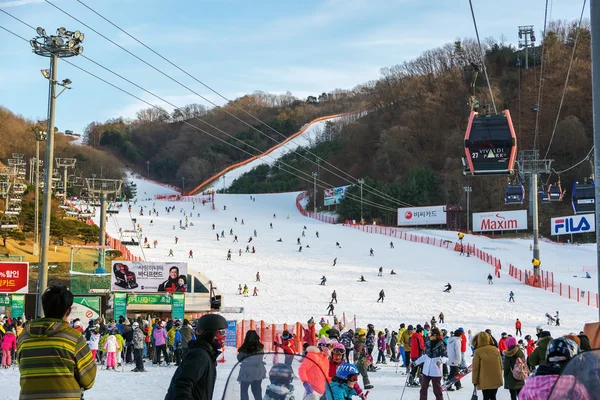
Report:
0,0,44,7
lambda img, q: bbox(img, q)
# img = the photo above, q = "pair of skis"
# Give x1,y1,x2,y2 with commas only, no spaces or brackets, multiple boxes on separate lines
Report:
441,364,473,391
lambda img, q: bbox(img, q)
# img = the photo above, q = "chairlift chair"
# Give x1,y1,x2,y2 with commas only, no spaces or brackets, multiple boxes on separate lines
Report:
547,182,564,202
538,188,550,204
572,180,595,214
464,110,517,175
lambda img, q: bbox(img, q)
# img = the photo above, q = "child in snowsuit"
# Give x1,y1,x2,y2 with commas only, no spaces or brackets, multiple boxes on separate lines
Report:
376,332,386,364
87,327,100,363
104,331,120,370
1,329,16,367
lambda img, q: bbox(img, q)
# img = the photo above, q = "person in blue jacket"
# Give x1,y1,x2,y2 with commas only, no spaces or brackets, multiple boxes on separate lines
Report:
327,363,360,400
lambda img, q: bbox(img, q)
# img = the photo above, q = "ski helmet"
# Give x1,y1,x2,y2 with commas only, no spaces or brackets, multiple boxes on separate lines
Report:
367,323,374,329
333,343,346,351
547,337,579,363
524,335,532,341
269,363,294,385
195,314,227,332
336,363,359,380
357,328,366,336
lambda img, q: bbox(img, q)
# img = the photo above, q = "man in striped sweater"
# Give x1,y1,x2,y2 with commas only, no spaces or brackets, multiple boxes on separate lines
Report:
17,285,97,400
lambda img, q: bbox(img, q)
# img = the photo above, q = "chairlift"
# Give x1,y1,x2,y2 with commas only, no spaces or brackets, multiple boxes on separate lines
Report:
538,187,550,205
572,180,595,214
547,181,564,202
464,110,517,175
505,183,525,205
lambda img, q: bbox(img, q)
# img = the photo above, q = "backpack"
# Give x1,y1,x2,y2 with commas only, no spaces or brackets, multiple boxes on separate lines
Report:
512,356,529,381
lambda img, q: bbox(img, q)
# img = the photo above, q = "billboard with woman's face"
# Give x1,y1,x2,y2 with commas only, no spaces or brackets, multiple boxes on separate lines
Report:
111,261,188,292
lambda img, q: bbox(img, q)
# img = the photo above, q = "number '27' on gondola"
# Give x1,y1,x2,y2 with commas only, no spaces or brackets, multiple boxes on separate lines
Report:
464,110,517,175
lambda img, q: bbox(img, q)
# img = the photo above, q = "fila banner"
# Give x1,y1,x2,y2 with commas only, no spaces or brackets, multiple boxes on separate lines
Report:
397,205,446,226
472,210,527,232
551,214,595,236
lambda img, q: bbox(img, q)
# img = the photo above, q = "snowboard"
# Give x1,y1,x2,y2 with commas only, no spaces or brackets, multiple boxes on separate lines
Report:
441,364,473,391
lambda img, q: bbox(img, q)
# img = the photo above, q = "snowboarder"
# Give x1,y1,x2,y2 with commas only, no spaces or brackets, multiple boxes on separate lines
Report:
301,231,305,237
251,246,256,253
378,267,383,277
369,248,374,256
326,303,335,316
253,287,258,296
175,236,178,244
298,246,303,252
390,270,396,275
297,238,301,245
377,290,385,303
333,258,337,266
276,238,283,242
189,250,193,259
508,291,515,302
226,250,231,260
390,241,394,249
331,290,337,304
554,311,560,326
316,231,319,238
336,242,341,248
359,275,366,282
443,283,452,293
487,273,493,284
320,276,327,286
439,312,444,324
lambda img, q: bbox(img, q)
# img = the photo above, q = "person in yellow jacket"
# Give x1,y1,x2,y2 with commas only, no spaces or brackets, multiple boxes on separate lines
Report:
399,324,414,370
397,323,407,365
317,318,331,338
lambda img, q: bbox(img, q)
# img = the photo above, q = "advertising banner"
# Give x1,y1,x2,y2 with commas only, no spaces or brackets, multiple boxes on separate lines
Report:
472,210,528,232
172,293,185,321
128,294,172,305
0,262,29,293
11,294,25,319
324,186,349,206
71,296,101,321
111,261,188,293
225,320,237,347
397,205,446,226
551,214,596,236
114,293,127,319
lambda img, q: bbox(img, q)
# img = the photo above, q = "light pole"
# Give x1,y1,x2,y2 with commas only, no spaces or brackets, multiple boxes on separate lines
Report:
33,131,46,256
464,186,472,233
31,26,84,317
312,172,318,213
358,178,365,223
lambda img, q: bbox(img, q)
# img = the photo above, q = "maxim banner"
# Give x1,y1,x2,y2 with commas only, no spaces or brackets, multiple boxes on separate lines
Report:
0,262,29,293
111,262,188,293
397,205,446,226
472,210,528,232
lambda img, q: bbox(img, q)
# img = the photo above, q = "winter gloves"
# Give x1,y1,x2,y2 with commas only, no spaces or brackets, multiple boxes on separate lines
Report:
303,382,313,394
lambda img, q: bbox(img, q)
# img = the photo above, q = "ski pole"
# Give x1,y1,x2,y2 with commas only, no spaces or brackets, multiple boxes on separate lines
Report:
399,371,411,400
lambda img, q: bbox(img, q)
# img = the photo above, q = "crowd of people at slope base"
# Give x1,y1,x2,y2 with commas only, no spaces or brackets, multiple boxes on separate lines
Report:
8,284,600,400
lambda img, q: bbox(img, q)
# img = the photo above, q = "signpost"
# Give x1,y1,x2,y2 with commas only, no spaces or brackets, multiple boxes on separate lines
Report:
0,262,29,293
71,296,101,321
113,292,127,319
172,292,185,321
11,294,25,319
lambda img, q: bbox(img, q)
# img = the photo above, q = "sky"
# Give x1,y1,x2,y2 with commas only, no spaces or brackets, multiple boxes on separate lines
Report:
0,0,589,135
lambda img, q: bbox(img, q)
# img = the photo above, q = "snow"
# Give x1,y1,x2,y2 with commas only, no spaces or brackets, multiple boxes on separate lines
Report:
1,175,598,399
205,117,344,191
125,172,180,200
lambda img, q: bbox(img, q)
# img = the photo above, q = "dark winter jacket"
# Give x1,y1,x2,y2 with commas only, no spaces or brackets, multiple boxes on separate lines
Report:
365,331,375,349
132,328,145,350
179,325,194,349
503,345,526,389
123,325,133,343
528,334,552,369
339,331,353,349
236,351,267,382
164,338,219,400
578,334,591,351
390,334,398,348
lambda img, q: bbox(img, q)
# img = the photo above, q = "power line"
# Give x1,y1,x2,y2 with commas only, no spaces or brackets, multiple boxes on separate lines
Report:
533,0,550,151
46,0,410,208
0,22,405,217
543,0,587,159
468,0,497,114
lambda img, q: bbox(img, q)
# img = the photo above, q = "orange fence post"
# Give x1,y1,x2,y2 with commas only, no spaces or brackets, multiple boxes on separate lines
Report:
296,322,302,353
261,321,265,347
250,320,255,331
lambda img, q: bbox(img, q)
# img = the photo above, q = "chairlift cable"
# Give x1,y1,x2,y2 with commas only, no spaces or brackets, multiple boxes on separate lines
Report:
468,0,497,114
543,0,587,159
533,0,550,151
552,146,594,175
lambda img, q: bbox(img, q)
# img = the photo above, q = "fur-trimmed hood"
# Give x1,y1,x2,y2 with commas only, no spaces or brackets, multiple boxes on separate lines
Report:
503,345,523,358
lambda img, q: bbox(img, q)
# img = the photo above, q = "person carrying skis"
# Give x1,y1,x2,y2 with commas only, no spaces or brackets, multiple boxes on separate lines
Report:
443,283,452,293
326,303,335,316
487,273,493,284
508,291,515,302
331,290,337,304
377,290,385,303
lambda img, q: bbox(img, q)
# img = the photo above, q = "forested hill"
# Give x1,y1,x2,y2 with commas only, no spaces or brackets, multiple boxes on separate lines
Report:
227,20,593,232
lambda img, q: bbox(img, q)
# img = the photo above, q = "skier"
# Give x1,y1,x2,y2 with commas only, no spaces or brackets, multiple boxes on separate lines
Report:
221,230,225,238
243,285,249,297
390,241,394,249
297,238,301,245
235,217,238,222
253,287,258,296
358,275,366,282
248,237,253,243
302,230,305,237
233,235,238,242
273,213,276,218
515,319,522,336
230,229,233,235
509,291,515,302
439,312,444,324
326,303,335,316
188,250,193,259
168,249,174,257
241,219,245,225
333,258,337,267
554,311,560,326
487,273,493,284
253,229,257,237
320,276,327,286
246,245,250,253
336,242,341,248
378,267,383,277
212,223,215,230
226,250,231,261
459,243,464,255
316,231,319,238
175,236,178,244
251,246,256,253
256,272,260,282
238,284,242,295
239,249,242,256
216,233,219,241
331,290,337,304
377,290,385,303
298,246,303,252
369,248,374,256
270,223,273,229
443,283,452,293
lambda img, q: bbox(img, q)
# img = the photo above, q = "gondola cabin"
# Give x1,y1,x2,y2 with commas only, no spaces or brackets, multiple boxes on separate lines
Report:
464,110,517,175
572,181,595,214
505,184,525,205
547,183,563,202
538,189,550,204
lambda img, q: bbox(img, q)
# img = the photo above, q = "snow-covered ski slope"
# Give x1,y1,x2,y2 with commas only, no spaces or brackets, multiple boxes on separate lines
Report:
0,176,597,400
194,114,349,193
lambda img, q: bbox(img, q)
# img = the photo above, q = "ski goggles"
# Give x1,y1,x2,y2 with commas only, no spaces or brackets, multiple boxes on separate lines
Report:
347,374,359,382
332,348,345,355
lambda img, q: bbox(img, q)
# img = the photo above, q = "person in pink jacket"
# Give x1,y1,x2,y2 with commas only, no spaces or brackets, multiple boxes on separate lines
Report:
1,329,17,367
153,322,169,366
376,332,387,364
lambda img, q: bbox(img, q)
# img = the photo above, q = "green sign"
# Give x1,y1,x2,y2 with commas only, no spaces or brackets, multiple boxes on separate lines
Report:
127,294,172,305
114,293,127,319
0,295,11,306
72,296,101,321
172,293,185,321
11,294,25,319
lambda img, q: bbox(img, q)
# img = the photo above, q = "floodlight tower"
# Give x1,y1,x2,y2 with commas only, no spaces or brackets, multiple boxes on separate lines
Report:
30,26,84,317
55,158,76,198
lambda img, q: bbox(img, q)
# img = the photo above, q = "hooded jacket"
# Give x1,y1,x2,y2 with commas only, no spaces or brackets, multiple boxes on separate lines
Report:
415,338,448,377
1,331,16,351
17,318,97,400
528,334,552,368
446,336,461,367
153,325,168,346
165,338,219,400
472,332,503,391
503,345,526,389
410,332,425,359
179,324,195,348
318,324,331,338
298,346,329,395
103,334,119,353
400,328,413,351
133,327,145,350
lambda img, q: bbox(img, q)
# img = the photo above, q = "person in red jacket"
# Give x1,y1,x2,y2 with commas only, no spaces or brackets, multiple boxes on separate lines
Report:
498,332,509,354
277,330,295,366
524,334,536,356
457,327,467,367
410,325,425,361
515,319,522,337
303,318,317,347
